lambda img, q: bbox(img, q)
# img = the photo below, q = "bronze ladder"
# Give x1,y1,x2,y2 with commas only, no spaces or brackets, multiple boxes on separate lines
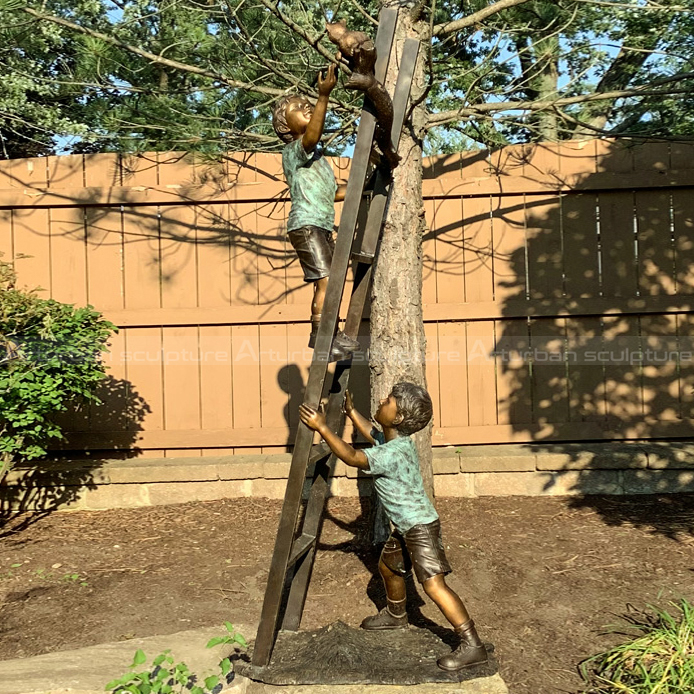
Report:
251,11,419,668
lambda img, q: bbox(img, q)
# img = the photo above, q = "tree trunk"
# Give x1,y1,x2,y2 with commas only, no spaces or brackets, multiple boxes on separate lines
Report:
370,2,433,500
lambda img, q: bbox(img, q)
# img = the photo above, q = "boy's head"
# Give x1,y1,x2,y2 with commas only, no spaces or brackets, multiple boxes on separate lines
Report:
375,381,433,436
272,94,313,143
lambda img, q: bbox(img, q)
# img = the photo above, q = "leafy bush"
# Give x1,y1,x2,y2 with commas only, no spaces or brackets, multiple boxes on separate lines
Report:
0,255,116,482
105,622,247,694
580,598,694,694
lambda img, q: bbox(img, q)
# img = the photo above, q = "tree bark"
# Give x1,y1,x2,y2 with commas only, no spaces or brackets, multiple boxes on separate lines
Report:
371,2,433,499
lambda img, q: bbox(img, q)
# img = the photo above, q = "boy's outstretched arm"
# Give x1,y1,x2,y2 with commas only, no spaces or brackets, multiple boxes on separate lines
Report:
302,64,337,153
344,390,377,444
299,403,369,469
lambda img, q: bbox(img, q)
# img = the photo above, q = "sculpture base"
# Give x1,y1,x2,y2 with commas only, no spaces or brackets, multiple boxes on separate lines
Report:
235,621,497,685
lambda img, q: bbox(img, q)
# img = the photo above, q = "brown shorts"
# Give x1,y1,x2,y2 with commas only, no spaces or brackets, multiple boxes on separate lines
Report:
380,519,452,584
287,225,335,282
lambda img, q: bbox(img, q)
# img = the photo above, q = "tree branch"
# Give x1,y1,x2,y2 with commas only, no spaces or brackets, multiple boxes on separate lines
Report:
20,7,286,98
255,0,340,67
426,71,694,127
433,0,534,38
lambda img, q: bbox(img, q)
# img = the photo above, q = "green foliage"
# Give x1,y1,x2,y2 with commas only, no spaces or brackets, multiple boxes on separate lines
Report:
3,1,694,155
105,624,246,694
0,254,115,482
580,599,694,694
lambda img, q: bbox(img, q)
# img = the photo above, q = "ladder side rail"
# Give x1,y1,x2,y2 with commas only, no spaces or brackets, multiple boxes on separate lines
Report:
279,40,421,632
250,9,399,668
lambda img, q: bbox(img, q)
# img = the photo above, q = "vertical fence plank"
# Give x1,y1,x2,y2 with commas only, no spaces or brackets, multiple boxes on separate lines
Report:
260,324,289,430
672,190,694,294
286,323,310,439
562,193,599,299
12,208,51,292
677,314,694,420
424,322,441,433
84,154,122,188
495,318,532,427
558,140,597,178
433,197,464,303
602,315,642,426
256,200,289,306
437,321,468,429
422,197,438,305
196,203,232,308
48,206,87,306
635,190,676,296
491,194,526,302
526,195,563,300
162,326,202,438
85,207,124,310
91,328,128,433
599,191,637,298
530,318,569,427
463,196,494,303
47,155,84,189
565,317,605,422
640,314,680,423
231,324,262,432
125,327,165,433
200,325,234,431
159,203,198,309
120,154,158,187
0,210,13,264
595,140,633,174
122,205,162,309
0,157,48,189
229,201,260,306
466,320,497,427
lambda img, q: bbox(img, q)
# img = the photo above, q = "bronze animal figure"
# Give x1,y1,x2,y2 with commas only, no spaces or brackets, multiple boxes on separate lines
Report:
326,20,401,169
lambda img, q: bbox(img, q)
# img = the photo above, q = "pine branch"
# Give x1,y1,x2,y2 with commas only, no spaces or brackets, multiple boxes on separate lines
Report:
433,0,534,38
426,71,694,128
20,7,286,98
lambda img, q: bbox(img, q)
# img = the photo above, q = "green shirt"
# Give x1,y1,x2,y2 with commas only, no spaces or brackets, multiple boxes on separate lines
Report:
282,139,337,233
363,430,439,534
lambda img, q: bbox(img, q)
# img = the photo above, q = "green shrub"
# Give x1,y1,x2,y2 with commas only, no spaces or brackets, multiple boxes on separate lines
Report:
0,255,116,482
105,623,247,694
580,598,694,694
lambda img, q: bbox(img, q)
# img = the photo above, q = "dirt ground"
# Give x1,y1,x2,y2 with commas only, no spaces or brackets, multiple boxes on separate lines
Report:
1,494,693,694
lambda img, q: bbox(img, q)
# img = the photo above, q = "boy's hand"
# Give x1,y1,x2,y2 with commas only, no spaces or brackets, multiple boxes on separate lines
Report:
343,390,354,418
317,64,337,97
299,403,327,432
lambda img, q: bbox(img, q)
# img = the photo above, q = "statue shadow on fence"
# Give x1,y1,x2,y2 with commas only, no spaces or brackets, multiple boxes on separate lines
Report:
435,140,694,541
1,151,305,307
0,376,150,538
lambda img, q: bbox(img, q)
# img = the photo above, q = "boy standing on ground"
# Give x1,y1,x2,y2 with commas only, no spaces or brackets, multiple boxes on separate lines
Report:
299,382,488,671
272,64,359,362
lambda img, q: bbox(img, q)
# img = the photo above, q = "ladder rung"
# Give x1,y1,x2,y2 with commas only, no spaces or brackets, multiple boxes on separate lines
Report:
287,533,317,568
308,442,332,466
351,251,375,265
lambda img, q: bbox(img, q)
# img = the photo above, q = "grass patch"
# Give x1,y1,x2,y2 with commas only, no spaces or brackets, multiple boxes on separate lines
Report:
580,598,694,693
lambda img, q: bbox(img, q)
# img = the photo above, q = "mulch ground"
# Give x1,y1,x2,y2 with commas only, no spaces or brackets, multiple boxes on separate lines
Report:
1,494,693,694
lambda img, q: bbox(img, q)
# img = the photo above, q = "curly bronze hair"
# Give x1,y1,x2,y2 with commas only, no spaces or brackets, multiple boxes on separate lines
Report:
391,382,433,436
272,95,311,144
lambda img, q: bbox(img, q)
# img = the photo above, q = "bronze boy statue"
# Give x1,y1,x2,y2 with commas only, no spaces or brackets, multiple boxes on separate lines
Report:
299,383,488,671
272,64,360,362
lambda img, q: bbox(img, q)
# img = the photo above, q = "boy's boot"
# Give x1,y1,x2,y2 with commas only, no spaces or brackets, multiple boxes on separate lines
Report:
360,597,408,630
308,314,360,362
437,619,488,671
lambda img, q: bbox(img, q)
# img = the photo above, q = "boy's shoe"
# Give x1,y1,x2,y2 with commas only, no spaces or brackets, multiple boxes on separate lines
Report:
308,323,360,362
360,607,408,630
437,619,488,671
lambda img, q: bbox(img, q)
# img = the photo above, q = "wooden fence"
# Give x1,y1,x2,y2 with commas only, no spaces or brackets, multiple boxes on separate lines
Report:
3,139,694,458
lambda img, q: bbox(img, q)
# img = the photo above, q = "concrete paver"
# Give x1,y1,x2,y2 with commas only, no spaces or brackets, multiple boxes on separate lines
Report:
0,625,507,694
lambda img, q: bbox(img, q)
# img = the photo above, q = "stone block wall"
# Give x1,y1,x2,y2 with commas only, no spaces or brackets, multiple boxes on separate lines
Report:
3,441,694,513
